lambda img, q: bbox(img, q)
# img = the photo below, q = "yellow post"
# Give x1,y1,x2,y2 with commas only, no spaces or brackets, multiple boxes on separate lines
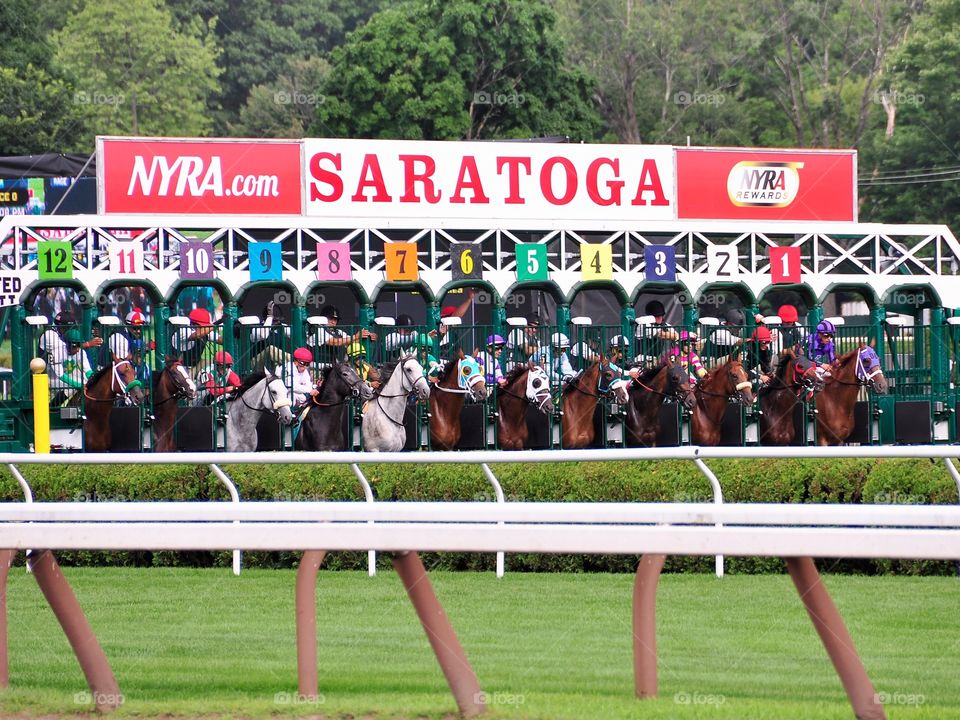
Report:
30,358,50,454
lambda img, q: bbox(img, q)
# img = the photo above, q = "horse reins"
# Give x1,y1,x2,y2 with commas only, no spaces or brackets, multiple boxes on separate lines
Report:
373,357,427,428
83,360,142,404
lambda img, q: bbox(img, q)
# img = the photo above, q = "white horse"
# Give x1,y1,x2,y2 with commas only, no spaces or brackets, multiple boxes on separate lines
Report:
226,371,296,452
361,353,430,451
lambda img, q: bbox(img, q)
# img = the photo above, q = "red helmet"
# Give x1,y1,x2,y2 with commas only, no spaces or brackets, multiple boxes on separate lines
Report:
778,304,798,323
214,350,232,365
440,306,457,318
293,347,313,363
751,326,772,342
188,308,212,325
125,308,146,325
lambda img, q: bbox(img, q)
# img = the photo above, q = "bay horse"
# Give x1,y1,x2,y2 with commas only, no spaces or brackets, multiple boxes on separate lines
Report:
429,351,487,450
690,356,754,446
623,358,696,448
83,359,145,452
151,358,197,452
560,357,614,448
496,362,553,450
815,345,888,446
361,353,430,452
758,348,802,446
295,360,374,451
225,371,295,452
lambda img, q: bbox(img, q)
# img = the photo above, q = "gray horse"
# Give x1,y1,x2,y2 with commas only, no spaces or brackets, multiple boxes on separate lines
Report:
361,353,429,452
226,371,296,452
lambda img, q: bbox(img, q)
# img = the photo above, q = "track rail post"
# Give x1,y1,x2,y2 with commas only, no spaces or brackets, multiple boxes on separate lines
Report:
480,463,505,577
633,553,665,698
209,464,241,575
349,463,377,576
295,550,326,699
0,549,15,687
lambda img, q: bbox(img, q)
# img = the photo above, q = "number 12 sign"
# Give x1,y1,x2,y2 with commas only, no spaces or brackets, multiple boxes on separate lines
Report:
316,243,352,281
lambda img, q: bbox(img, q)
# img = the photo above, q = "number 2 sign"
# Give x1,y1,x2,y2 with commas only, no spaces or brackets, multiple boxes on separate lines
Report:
316,243,352,281
707,245,739,277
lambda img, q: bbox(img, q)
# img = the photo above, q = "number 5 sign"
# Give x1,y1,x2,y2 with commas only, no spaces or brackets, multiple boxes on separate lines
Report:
516,243,548,282
316,243,352,281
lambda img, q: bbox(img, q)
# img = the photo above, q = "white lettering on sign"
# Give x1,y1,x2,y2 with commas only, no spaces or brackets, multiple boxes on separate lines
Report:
727,162,803,208
304,139,675,222
127,155,280,199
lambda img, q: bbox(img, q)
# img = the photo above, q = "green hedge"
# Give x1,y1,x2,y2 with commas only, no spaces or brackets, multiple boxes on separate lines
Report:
2,458,957,574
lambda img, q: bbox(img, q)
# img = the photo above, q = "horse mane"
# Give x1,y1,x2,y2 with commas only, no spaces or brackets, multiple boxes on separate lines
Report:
435,357,457,383
635,364,661,384
235,371,266,398
85,364,110,390
375,360,400,393
836,348,860,369
775,348,797,383
503,363,529,385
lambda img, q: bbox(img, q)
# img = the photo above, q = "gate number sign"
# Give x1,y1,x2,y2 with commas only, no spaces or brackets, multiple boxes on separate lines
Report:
108,242,144,275
707,245,739,277
644,245,676,281
316,242,352,281
580,244,612,281
516,243,548,282
37,241,73,279
250,242,282,281
451,242,482,280
179,241,215,280
384,242,419,281
770,246,801,284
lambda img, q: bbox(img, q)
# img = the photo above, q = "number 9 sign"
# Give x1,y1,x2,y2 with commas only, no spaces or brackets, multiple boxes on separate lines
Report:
451,242,482,280
316,242,352,281
249,242,282,281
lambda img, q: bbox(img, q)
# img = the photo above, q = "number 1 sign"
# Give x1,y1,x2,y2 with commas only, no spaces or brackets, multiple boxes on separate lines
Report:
316,243,352,281
770,246,801,284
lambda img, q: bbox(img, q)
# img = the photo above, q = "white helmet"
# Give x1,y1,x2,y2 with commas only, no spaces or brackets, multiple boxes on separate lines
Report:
609,334,630,349
551,332,570,348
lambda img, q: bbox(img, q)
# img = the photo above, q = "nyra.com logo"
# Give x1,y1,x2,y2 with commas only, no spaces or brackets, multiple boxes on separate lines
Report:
726,161,803,208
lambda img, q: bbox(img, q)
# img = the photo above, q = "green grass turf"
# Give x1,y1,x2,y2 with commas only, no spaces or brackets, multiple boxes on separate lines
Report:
1,566,958,719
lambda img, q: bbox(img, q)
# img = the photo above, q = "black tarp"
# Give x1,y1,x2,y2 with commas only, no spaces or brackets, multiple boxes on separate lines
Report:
0,153,95,179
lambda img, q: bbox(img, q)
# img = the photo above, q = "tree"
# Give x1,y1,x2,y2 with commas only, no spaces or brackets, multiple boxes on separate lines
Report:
231,57,331,138
313,0,602,141
53,0,221,139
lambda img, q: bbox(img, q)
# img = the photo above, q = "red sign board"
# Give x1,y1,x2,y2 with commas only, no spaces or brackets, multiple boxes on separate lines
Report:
676,147,856,222
98,137,303,214
770,246,802,283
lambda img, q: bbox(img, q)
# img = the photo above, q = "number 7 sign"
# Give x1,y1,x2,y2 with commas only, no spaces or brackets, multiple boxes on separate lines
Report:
384,242,419,281
770,246,801,284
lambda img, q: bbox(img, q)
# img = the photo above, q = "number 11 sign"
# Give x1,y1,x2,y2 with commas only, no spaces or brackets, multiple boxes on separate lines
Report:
108,242,144,275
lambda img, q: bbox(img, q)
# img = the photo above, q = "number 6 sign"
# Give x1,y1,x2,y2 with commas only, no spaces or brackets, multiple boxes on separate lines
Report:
316,243,352,281
451,243,482,280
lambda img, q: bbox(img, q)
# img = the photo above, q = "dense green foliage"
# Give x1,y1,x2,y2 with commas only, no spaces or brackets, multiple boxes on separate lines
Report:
5,458,955,575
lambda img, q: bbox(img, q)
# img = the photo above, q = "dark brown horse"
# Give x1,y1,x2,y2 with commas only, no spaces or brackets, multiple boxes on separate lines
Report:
561,357,614,448
83,359,145,451
151,358,197,452
691,357,754,446
815,345,888,446
758,349,802,446
429,351,487,450
623,358,696,448
496,362,553,450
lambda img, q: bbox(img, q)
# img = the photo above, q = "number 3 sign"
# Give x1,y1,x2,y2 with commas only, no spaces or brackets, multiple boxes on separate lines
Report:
316,243,352,281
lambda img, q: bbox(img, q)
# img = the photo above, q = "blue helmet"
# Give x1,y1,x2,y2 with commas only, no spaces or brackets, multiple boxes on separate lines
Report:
816,320,836,335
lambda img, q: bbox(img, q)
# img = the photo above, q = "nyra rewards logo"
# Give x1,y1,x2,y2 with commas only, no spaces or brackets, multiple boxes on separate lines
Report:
726,161,803,208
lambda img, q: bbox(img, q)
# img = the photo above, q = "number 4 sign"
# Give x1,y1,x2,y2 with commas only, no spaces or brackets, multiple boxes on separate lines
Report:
108,242,144,275
770,246,801,284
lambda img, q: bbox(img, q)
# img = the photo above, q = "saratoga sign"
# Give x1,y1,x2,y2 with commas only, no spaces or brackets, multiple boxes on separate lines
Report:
303,138,675,222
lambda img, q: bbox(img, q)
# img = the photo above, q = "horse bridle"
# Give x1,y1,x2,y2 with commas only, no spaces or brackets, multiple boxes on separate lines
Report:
375,356,429,428
153,364,194,406
499,367,552,413
240,375,292,417
311,363,366,407
828,349,884,390
695,366,753,406
432,358,485,400
84,360,143,404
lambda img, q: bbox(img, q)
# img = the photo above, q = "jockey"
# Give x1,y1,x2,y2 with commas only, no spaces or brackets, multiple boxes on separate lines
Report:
204,350,241,404
742,326,774,385
635,300,676,367
607,334,641,400
667,331,707,385
776,304,806,352
796,320,837,397
477,334,507,386
414,332,441,381
544,332,576,386
346,341,378,388
291,347,318,406
59,328,95,403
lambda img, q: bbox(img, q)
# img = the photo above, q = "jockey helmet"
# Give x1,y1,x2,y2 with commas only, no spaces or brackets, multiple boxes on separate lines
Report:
527,313,541,326
188,308,212,325
346,341,366,357
125,308,146,325
396,313,414,327
751,326,773,342
816,320,836,335
440,306,457,318
214,350,233,365
678,330,697,342
55,309,77,325
645,300,666,317
609,334,630,349
724,308,745,326
551,333,570,348
486,334,506,347
64,328,83,345
320,304,339,320
777,304,799,323
293,347,313,363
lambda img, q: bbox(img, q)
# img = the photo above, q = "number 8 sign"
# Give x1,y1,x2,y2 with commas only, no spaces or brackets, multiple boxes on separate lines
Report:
316,243,352,281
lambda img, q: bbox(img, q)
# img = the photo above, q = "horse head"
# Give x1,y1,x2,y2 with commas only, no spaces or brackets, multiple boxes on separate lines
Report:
113,359,145,406
525,363,553,414
265,371,295,425
165,357,197,402
666,358,697,410
455,349,487,400
724,357,754,406
856,344,888,394
399,352,431,401
332,359,375,402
